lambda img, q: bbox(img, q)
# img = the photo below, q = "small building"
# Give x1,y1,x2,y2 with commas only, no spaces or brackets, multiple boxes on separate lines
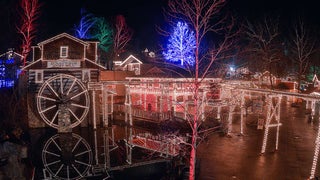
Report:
114,55,143,75
0,49,23,88
258,71,279,86
313,74,320,88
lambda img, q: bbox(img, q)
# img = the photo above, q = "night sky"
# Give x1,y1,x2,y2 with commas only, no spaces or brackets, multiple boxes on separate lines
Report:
0,0,320,53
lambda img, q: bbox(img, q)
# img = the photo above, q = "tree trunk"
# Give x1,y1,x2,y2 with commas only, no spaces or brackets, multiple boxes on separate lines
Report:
189,36,199,179
189,128,197,180
189,86,198,180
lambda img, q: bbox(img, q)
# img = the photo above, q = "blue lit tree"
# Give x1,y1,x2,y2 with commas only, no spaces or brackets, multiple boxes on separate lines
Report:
74,8,97,39
163,21,196,67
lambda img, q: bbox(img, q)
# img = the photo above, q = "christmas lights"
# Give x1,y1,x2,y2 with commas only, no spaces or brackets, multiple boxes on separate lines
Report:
74,8,97,39
163,21,196,66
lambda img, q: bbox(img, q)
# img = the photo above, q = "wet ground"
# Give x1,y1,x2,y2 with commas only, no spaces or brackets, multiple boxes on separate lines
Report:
197,100,320,180
1,99,320,180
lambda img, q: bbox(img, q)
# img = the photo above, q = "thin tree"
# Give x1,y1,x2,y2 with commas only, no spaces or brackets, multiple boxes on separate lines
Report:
244,16,282,88
164,0,237,179
288,18,316,92
17,0,42,66
112,15,133,60
74,8,97,39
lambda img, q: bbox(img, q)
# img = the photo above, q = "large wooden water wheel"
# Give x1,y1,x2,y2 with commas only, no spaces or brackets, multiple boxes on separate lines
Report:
36,74,90,129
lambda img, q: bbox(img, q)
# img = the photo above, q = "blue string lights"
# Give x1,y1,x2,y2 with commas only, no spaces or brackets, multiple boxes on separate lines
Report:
163,21,196,67
0,57,20,88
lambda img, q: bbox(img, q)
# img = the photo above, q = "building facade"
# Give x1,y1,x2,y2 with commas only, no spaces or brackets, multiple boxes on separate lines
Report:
23,33,105,128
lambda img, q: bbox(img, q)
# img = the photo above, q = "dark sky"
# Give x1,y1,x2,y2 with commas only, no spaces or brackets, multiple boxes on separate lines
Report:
40,0,166,52
229,0,320,24
1,0,320,53
43,0,166,35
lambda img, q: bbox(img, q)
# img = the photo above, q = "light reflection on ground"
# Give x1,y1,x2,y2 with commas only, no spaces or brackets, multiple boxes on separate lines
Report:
197,100,319,179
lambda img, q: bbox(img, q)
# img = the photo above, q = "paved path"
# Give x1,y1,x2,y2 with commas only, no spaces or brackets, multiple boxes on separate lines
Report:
198,101,320,180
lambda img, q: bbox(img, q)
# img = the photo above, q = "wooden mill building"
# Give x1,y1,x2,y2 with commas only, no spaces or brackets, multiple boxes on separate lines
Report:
22,33,106,128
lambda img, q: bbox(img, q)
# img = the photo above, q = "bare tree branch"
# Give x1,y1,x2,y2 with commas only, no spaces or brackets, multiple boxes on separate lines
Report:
113,15,133,57
74,8,97,39
244,16,282,88
17,0,42,65
289,17,317,92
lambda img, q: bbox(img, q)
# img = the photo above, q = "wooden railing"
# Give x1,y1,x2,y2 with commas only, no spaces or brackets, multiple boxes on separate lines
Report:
130,133,183,156
113,104,176,122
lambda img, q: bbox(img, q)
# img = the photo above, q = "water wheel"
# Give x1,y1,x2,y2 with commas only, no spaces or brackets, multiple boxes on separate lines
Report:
36,74,90,129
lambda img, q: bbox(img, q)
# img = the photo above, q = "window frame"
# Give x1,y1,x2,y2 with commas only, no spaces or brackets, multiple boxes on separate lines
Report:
82,69,91,82
60,46,69,58
35,70,43,83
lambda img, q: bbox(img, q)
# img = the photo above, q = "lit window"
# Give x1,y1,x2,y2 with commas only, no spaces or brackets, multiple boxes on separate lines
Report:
35,70,43,83
176,82,182,89
60,46,68,58
82,70,90,82
147,80,152,88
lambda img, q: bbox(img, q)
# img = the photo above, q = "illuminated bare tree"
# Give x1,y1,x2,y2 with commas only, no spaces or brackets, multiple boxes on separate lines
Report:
112,15,133,59
74,8,97,39
163,21,196,68
91,17,113,65
164,0,237,179
244,16,282,88
288,18,316,92
17,0,42,66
